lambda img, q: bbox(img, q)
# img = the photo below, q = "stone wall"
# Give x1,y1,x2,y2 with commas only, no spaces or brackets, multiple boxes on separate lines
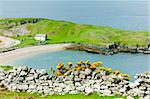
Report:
0,66,149,99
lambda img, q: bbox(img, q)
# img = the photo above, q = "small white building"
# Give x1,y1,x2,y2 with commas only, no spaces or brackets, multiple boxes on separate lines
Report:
34,34,47,41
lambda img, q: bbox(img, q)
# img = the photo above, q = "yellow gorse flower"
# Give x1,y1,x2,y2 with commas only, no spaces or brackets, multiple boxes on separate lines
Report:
56,71,63,76
96,69,101,73
95,61,103,66
103,67,112,73
76,66,82,70
90,64,97,69
67,62,73,66
77,61,82,65
121,73,131,80
114,70,120,75
56,63,64,69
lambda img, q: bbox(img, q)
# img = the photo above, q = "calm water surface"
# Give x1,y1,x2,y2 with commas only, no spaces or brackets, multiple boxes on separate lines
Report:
7,50,150,80
0,0,149,31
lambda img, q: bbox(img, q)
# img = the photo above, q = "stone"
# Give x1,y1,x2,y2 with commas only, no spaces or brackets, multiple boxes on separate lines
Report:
131,88,141,96
76,86,85,92
53,82,59,87
56,87,63,93
0,82,4,87
26,76,34,81
85,87,93,94
86,76,92,79
29,85,37,90
22,66,28,71
20,71,27,76
17,66,22,72
84,68,92,75
139,86,146,90
80,71,85,75
30,69,36,74
64,81,73,85
0,69,4,73
39,69,47,75
63,86,71,93
73,71,79,76
79,74,86,79
34,73,39,79
8,74,13,79
64,71,71,76
102,90,112,96
0,73,5,76
143,95,150,99
100,85,108,89
129,82,136,88
136,78,143,83
69,90,78,94
119,88,126,93
39,75,48,80
145,91,150,95
58,83,66,89
17,77,24,82
88,80,95,85
134,81,140,86
127,96,134,99
65,75,74,81
18,84,28,91
92,72,97,79
74,78,81,82
37,85,43,91
75,82,81,86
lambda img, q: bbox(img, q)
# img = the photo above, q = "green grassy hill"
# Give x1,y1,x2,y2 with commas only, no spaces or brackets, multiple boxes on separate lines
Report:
0,18,149,47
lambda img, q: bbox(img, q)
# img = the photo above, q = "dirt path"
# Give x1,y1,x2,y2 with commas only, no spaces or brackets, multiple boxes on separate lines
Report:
0,36,20,48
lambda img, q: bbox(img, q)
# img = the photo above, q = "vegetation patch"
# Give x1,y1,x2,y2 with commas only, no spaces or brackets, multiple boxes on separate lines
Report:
0,65,13,71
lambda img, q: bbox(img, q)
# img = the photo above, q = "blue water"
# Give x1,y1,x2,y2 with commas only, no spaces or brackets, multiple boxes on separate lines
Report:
0,0,149,31
7,50,150,80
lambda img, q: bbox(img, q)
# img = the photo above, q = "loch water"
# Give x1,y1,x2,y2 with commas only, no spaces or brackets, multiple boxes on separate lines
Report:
0,0,149,31
7,50,150,80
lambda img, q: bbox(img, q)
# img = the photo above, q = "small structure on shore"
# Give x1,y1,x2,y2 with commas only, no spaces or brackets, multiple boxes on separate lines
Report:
34,34,47,41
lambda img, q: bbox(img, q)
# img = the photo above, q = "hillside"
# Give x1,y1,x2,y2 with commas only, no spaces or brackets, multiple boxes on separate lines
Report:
0,18,149,47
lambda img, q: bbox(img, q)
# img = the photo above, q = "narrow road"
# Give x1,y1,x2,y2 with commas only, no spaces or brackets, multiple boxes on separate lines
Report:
0,36,20,48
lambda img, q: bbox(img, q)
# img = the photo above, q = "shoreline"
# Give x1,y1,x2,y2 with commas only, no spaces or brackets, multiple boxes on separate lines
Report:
0,44,71,64
0,43,150,65
65,44,150,55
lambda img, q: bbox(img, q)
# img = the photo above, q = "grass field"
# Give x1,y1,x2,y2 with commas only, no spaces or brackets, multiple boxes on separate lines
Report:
0,18,149,47
0,90,131,99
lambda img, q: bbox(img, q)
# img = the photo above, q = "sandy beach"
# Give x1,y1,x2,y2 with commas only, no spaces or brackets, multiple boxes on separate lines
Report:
0,44,71,64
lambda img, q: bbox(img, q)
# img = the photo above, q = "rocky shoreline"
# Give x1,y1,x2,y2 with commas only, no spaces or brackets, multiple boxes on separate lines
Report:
0,65,149,99
65,43,150,55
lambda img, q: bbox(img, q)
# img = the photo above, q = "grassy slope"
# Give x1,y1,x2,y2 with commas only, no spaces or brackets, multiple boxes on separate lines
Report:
25,19,149,46
1,18,149,47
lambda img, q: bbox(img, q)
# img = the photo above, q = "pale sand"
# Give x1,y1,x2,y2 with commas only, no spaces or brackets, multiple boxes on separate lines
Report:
0,36,20,48
0,44,71,64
